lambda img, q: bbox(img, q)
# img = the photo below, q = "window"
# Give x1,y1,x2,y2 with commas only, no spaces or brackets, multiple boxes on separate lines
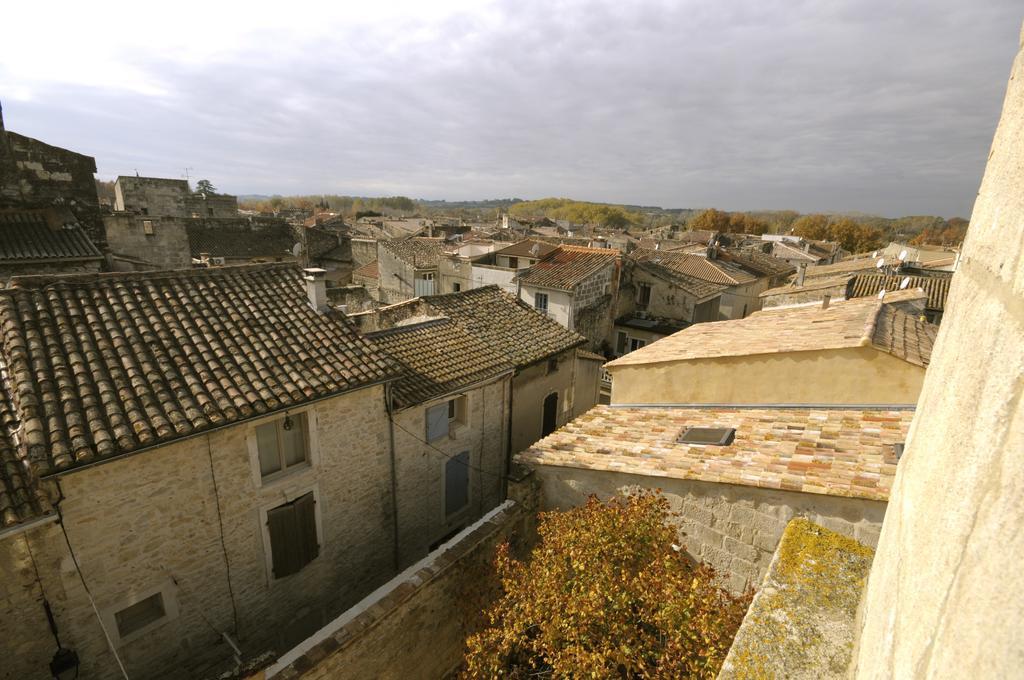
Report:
445,451,470,516
266,492,320,579
629,338,647,352
546,357,559,375
426,402,449,441
507,256,519,269
115,592,166,639
142,219,154,235
637,284,652,310
616,331,627,355
534,292,549,314
452,282,461,292
256,414,309,480
677,427,736,446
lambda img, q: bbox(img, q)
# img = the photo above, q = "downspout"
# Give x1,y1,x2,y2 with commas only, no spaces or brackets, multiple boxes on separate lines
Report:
504,371,516,499
384,383,401,571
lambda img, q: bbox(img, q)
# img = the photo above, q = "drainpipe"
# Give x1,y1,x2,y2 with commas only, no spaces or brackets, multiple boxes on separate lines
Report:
383,383,401,571
504,373,515,499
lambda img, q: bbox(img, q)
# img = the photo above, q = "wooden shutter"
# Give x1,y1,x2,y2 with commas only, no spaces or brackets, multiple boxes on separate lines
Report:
267,503,299,578
445,452,470,516
293,492,320,566
426,403,449,442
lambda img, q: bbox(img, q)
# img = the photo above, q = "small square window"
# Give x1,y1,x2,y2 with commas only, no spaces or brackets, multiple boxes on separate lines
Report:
534,292,549,313
677,427,736,446
547,357,559,375
256,414,309,480
114,592,166,639
142,220,154,235
453,282,461,292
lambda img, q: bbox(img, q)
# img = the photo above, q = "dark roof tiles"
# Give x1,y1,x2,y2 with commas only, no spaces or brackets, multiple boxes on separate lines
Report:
0,210,102,263
0,264,393,476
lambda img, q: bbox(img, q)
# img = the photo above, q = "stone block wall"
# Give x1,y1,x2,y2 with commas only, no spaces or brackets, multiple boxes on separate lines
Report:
103,213,192,270
0,385,398,680
259,499,535,680
531,466,886,593
0,130,102,243
350,238,377,268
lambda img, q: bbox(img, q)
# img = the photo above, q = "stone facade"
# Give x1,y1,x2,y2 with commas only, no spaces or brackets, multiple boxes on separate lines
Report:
0,385,398,680
102,213,192,270
532,466,886,594
259,498,536,680
852,27,1024,679
391,378,510,568
0,121,102,244
349,238,377,268
113,176,238,218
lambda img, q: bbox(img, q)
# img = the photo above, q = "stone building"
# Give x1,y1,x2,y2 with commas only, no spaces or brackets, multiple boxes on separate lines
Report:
375,237,446,303
0,103,104,245
366,319,513,566
605,289,934,406
515,245,621,352
0,264,404,679
348,285,599,454
113,175,238,218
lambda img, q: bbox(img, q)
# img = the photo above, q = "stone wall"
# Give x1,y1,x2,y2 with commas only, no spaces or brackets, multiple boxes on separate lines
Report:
852,26,1024,679
325,285,377,313
350,238,377,268
258,499,535,680
0,259,102,281
103,213,192,270
391,378,510,568
0,130,102,243
113,176,190,216
0,386,398,680
531,465,886,593
762,282,848,309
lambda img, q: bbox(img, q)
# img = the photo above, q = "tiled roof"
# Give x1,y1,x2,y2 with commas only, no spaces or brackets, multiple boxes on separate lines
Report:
0,210,102,263
632,259,728,300
606,289,934,368
187,222,296,259
517,405,911,501
803,256,887,279
367,319,513,406
353,260,379,279
422,286,586,368
772,241,822,262
847,273,951,311
492,239,558,260
0,264,393,476
759,274,854,299
576,349,607,362
380,237,445,267
515,246,619,291
631,249,758,286
0,388,51,528
719,249,796,278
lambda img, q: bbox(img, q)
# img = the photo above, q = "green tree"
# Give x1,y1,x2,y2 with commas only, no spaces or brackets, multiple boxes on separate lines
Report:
195,179,217,194
462,493,751,679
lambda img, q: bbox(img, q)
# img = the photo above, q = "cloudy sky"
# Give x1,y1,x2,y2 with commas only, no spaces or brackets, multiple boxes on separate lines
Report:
2,1,1020,217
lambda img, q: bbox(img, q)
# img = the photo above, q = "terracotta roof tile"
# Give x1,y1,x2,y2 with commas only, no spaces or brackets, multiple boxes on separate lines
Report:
631,248,758,286
847,273,951,311
517,405,911,501
719,249,796,278
515,246,619,291
0,388,51,528
0,210,102,263
606,289,934,368
367,318,513,406
492,239,558,260
380,237,445,267
422,286,585,367
0,264,394,476
353,260,379,279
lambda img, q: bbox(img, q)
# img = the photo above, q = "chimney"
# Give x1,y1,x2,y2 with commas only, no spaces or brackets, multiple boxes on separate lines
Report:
821,294,831,310
803,241,811,253
796,263,807,286
303,268,328,312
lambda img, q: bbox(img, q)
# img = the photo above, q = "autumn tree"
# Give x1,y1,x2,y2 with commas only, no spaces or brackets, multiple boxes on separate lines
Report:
791,213,831,240
688,208,732,233
729,212,770,235
829,218,882,253
462,493,751,679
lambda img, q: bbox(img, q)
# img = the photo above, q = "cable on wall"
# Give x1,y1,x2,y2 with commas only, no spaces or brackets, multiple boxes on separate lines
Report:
205,433,240,634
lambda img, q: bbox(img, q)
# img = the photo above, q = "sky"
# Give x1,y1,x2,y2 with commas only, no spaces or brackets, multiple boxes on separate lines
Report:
1,0,1020,218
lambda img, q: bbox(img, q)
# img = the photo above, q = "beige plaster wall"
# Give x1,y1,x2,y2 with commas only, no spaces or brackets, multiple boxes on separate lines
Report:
532,465,886,594
510,349,582,454
391,378,510,568
1,385,397,680
852,27,1024,680
609,346,925,405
